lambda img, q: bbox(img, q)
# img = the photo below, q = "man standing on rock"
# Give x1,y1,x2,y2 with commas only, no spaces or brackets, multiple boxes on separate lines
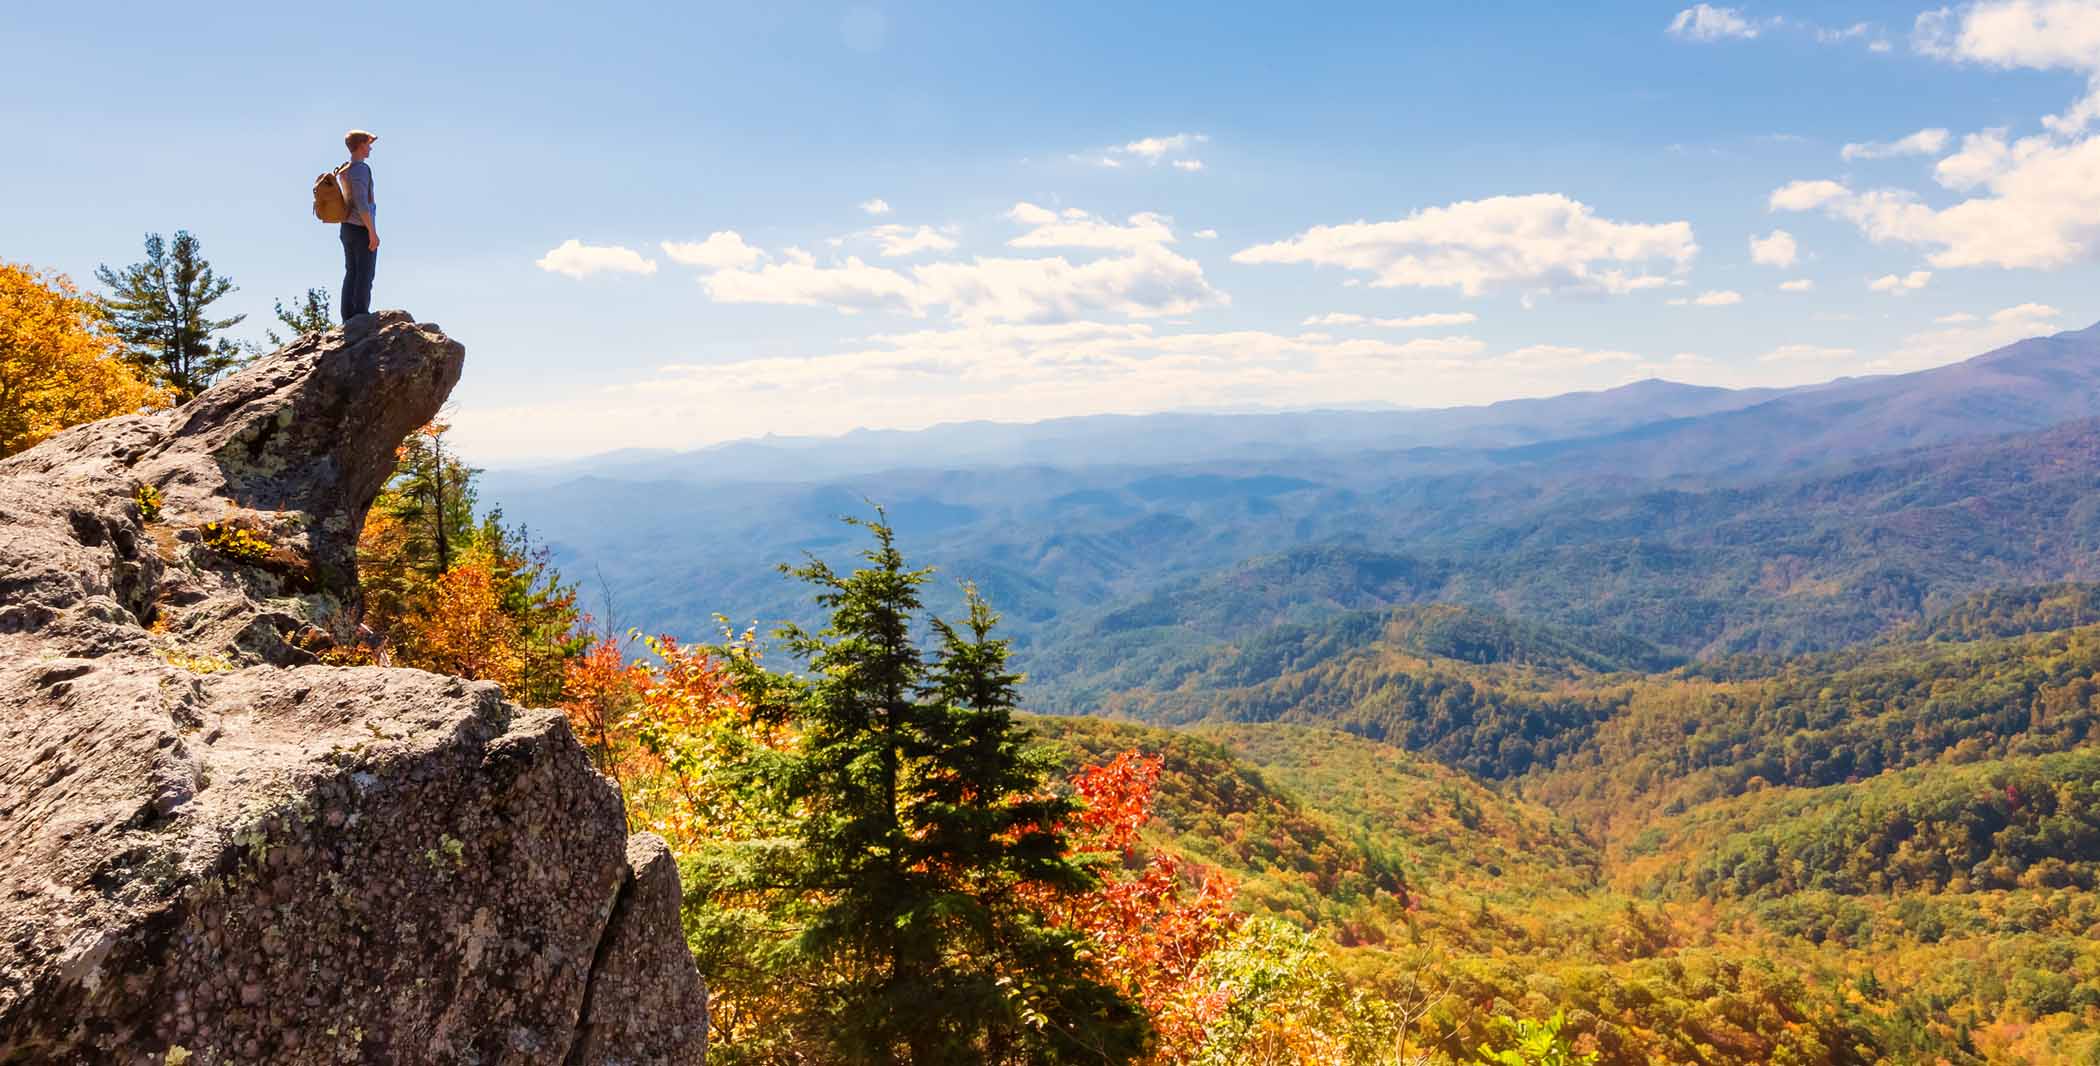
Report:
339,129,380,320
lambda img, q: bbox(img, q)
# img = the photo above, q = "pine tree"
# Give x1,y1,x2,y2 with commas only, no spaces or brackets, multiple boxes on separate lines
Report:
772,515,1147,1065
265,287,334,347
377,421,478,577
94,231,248,400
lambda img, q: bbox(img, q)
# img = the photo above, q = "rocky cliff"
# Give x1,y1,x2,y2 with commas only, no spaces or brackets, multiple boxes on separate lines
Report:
0,312,707,1064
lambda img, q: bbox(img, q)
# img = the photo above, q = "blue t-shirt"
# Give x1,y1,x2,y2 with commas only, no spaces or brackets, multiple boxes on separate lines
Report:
343,160,376,226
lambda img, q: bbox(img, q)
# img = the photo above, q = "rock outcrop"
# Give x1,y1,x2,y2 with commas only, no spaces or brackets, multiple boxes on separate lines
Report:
0,312,706,1064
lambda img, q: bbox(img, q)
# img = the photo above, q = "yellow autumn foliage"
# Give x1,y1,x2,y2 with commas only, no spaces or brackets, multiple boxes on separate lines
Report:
0,261,169,457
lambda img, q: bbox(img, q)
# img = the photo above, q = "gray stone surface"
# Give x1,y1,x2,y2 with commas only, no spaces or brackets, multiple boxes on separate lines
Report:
0,313,705,1064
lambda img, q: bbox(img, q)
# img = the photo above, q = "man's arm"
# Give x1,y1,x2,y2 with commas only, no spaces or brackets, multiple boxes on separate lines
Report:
348,164,379,246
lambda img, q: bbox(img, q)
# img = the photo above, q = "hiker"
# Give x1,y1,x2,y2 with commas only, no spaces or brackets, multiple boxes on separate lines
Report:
339,129,380,320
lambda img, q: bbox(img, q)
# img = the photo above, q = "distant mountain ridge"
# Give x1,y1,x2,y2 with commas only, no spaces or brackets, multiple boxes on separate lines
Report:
481,320,2100,689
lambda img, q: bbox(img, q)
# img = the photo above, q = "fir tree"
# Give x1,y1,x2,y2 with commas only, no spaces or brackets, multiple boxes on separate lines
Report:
770,515,1147,1065
94,231,248,400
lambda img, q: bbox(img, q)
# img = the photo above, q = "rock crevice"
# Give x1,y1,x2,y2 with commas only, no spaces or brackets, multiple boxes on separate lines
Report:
0,312,706,1064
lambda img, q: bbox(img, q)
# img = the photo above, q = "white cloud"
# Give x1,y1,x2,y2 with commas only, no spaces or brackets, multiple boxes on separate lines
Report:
1772,138,2100,268
1008,202,1058,227
705,246,1225,324
1749,228,1799,267
1300,311,1480,328
1868,270,1933,292
1668,289,1745,306
660,231,766,271
1874,300,2062,371
1097,132,1210,169
451,320,1737,460
1669,4,1761,40
535,240,658,279
1841,127,1952,160
865,224,959,257
1914,1,2100,74
1780,278,1816,291
860,198,893,216
1768,180,1849,211
1194,228,1219,239
1006,203,1177,250
1767,3,2100,270
1232,193,1696,297
1992,300,2061,322
1816,21,1876,43
1122,133,1207,160
1760,343,1858,362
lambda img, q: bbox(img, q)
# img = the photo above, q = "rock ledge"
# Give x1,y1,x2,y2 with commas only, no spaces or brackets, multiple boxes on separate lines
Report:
0,313,706,1065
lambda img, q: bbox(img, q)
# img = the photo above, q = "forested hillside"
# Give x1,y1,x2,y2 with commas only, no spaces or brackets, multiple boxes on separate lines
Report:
457,320,2100,1063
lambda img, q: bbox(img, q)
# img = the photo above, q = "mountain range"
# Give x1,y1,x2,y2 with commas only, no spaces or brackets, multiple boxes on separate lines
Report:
483,320,2100,690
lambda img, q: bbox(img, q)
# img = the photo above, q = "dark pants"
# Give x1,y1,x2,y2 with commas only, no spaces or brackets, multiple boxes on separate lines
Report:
340,223,377,319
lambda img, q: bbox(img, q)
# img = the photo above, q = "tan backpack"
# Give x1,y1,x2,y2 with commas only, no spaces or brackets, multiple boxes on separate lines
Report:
312,163,350,223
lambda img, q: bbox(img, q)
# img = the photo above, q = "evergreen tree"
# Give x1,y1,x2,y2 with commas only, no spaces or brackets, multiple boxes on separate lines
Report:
771,516,1147,1065
265,287,334,347
94,231,248,400
474,512,590,705
376,421,478,577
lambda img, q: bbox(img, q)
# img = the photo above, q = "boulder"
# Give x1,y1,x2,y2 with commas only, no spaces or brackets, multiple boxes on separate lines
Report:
0,312,706,1064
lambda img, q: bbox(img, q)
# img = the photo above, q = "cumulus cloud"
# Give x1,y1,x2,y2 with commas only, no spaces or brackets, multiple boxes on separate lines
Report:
704,249,1224,324
865,224,960,257
1771,136,2100,269
1006,203,1177,250
1768,3,2100,271
1868,270,1933,292
1669,4,1760,40
535,240,658,279
860,198,893,216
1668,289,1744,306
1780,278,1816,291
1194,229,1219,239
1750,229,1799,267
1768,180,1849,211
660,231,766,271
1300,311,1480,328
1841,128,1952,160
1231,193,1696,297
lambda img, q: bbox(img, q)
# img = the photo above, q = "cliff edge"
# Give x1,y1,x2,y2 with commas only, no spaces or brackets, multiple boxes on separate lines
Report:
0,312,706,1064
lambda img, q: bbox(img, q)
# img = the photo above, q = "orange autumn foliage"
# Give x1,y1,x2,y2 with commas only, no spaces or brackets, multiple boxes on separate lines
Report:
1041,751,1245,1062
399,555,524,688
0,261,168,457
558,632,781,851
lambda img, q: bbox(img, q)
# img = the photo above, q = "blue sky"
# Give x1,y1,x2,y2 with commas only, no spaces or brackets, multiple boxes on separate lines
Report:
7,1,2100,462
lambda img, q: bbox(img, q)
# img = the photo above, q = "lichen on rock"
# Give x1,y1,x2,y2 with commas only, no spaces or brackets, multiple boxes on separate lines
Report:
0,313,706,1064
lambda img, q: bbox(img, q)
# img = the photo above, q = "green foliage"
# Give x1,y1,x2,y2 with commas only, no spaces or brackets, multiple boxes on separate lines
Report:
375,423,479,580
1647,750,2100,900
134,483,162,523
709,516,1147,1064
94,231,248,400
265,287,333,347
1479,1010,1597,1066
